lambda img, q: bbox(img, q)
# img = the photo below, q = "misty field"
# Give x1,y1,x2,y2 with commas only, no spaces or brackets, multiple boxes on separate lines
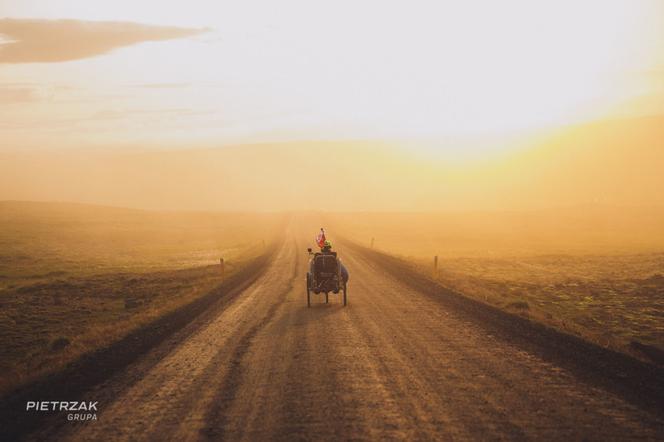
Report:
2,202,663,395
328,209,664,363
0,201,284,288
0,202,284,392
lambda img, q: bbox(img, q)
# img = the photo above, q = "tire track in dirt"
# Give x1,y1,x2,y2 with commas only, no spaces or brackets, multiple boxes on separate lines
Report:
338,245,664,439
0,248,277,442
37,237,297,441
17,226,664,440
344,240,664,416
200,238,300,440
196,232,419,440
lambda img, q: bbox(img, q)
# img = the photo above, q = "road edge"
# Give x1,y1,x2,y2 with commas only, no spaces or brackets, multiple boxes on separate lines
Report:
343,239,664,418
0,240,281,441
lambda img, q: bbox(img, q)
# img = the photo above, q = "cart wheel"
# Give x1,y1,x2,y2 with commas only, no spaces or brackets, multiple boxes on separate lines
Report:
343,283,347,306
306,274,311,307
325,292,329,304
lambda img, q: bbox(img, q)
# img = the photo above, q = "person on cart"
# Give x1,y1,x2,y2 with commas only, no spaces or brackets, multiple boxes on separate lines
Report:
311,228,349,284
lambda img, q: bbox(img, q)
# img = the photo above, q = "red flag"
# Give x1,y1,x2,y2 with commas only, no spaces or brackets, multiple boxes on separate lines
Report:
316,228,326,248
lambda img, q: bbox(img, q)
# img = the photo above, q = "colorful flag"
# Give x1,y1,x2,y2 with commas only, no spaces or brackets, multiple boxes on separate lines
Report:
316,228,326,248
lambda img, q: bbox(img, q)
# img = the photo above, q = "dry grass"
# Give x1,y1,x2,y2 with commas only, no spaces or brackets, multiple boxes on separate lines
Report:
425,254,664,360
328,209,664,362
0,201,285,393
0,201,284,289
0,265,228,392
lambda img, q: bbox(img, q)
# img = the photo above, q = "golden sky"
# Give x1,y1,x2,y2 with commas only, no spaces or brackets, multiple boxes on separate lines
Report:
1,0,663,155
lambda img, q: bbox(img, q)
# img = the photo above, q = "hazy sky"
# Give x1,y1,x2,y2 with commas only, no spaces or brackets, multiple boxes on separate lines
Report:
1,0,663,154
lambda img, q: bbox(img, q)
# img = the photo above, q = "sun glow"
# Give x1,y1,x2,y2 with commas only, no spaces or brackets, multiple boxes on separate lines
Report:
1,0,663,154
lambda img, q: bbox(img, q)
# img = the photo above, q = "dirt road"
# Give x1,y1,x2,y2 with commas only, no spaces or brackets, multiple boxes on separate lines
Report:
15,230,664,440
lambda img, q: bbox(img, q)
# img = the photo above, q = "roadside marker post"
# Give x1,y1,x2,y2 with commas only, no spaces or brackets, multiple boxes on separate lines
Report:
433,255,438,278
220,258,225,281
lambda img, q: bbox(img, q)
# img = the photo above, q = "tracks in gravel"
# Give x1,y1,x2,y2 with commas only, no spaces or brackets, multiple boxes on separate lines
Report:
7,227,664,441
201,238,300,440
50,235,299,441
343,240,664,418
0,244,279,442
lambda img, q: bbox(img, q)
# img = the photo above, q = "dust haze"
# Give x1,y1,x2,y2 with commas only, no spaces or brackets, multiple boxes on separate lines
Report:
2,116,663,213
2,1,664,439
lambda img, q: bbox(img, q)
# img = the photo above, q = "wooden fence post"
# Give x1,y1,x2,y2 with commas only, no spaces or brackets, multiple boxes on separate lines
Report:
220,258,225,281
433,255,438,278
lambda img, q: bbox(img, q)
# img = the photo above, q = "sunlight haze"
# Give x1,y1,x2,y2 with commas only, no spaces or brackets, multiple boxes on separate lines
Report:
1,0,663,210
2,4,664,439
2,1,663,149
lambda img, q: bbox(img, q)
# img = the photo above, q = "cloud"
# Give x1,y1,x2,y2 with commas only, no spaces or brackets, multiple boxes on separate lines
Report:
0,19,207,63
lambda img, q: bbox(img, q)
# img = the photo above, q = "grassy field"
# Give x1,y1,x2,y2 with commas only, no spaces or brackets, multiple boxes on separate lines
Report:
0,201,285,393
327,208,664,363
425,254,664,360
